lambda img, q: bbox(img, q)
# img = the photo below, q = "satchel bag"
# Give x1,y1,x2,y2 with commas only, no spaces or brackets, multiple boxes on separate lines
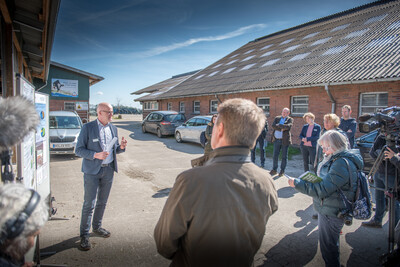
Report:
337,158,372,220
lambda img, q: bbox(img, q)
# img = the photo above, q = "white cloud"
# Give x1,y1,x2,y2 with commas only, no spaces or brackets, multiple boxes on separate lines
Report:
134,24,267,58
96,91,104,95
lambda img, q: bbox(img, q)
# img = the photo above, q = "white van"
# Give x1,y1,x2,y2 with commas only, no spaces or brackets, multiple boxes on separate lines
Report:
49,111,83,154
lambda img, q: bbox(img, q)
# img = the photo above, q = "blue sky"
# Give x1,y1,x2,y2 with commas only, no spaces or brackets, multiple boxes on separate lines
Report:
51,0,374,108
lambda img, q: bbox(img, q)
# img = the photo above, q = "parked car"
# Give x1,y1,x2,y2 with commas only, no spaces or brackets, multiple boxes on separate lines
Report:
175,115,212,146
49,111,83,154
354,129,378,174
142,111,186,138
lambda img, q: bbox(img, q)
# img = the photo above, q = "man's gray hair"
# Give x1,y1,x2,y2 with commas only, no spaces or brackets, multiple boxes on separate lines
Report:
0,184,48,259
318,130,349,153
216,98,266,148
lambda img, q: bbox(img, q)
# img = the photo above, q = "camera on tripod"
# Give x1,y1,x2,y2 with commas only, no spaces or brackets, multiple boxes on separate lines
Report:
337,209,353,226
358,106,400,146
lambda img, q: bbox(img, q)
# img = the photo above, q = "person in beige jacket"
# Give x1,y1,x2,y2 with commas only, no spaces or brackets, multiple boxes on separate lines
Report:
154,98,278,267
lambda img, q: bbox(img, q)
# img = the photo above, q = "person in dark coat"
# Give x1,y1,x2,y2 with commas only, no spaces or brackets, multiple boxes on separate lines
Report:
204,114,217,155
288,130,363,267
270,108,293,177
339,105,357,148
251,119,268,167
299,112,321,172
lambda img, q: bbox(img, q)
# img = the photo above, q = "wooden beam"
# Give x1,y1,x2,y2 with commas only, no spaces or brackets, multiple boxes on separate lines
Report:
0,0,12,24
2,22,14,96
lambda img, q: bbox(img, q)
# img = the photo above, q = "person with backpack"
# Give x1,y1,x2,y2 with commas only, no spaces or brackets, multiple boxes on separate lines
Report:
287,130,363,267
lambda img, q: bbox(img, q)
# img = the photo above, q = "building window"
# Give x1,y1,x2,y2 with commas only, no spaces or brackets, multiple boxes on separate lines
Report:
64,102,75,111
167,102,172,111
210,100,218,114
193,101,200,114
291,96,308,115
179,102,185,113
360,92,388,115
257,97,270,115
143,101,158,110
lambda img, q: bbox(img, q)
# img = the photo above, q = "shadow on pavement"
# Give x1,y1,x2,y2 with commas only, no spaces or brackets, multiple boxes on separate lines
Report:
50,154,80,162
260,205,318,266
152,188,171,198
40,235,81,259
277,186,298,198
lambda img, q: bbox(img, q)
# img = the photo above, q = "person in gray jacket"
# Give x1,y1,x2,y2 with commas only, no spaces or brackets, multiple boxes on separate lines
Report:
288,130,363,267
75,102,127,251
154,98,278,267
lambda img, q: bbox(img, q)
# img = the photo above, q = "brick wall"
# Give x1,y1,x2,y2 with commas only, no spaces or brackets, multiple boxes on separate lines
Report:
142,80,400,145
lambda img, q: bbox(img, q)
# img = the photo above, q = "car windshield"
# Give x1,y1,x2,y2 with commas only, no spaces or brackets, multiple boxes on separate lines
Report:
50,116,82,129
164,114,185,122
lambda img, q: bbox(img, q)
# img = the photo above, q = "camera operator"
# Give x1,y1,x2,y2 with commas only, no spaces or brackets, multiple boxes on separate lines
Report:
0,184,48,267
362,133,400,229
384,147,400,255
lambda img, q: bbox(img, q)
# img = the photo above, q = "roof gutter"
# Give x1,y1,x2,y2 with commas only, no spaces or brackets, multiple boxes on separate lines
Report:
324,84,336,113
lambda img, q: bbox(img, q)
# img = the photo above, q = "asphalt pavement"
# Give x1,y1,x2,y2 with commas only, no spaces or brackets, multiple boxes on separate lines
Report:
39,115,390,267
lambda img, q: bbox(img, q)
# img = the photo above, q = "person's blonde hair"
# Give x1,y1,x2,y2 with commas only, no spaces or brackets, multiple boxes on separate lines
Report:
303,112,315,121
216,98,265,148
323,113,340,128
342,105,351,111
318,130,349,152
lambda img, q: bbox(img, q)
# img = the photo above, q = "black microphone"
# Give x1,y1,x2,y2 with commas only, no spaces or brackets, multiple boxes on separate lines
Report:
0,96,40,152
358,114,373,122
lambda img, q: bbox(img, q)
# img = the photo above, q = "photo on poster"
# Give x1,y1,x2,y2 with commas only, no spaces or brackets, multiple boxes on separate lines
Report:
51,78,78,97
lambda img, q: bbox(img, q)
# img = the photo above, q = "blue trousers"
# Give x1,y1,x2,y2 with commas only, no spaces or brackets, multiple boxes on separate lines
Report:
373,172,400,225
272,139,289,172
251,138,265,166
300,145,316,172
318,213,344,267
80,166,114,237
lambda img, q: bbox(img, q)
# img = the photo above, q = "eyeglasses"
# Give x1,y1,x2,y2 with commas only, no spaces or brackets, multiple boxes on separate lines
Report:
100,110,113,115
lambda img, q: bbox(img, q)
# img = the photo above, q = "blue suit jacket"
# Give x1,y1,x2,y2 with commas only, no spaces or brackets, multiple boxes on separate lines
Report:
75,120,125,175
299,123,321,148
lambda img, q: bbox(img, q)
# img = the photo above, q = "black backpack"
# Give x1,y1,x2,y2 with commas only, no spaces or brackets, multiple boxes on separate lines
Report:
338,158,372,220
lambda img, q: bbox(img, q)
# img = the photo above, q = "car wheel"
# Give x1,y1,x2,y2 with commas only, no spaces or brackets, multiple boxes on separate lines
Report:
175,131,182,143
157,128,163,138
142,125,146,133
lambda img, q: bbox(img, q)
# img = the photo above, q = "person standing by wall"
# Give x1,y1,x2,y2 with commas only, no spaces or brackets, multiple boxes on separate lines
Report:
75,102,127,251
270,107,293,177
299,113,321,172
251,119,268,168
154,98,278,267
339,105,357,148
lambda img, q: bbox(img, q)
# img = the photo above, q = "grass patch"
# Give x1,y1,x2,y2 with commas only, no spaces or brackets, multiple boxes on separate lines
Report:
256,143,300,160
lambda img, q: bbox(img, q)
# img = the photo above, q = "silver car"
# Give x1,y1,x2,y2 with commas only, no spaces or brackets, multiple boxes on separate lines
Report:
49,111,83,154
175,115,212,146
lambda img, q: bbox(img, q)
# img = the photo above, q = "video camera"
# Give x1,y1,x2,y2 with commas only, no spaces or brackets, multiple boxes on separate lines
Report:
358,106,400,146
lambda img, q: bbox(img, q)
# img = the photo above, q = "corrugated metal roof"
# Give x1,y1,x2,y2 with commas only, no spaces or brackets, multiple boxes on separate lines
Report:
133,70,200,101
155,0,400,99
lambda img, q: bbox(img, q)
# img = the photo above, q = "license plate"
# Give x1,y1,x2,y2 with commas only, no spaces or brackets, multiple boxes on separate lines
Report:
52,143,73,148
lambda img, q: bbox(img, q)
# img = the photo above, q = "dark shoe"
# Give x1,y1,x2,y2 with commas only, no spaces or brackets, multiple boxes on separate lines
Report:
261,163,265,168
312,213,318,220
93,227,111,238
361,219,382,228
270,170,277,176
279,171,284,177
80,237,91,251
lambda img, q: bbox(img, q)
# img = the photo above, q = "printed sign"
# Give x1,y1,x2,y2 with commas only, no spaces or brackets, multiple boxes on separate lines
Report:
51,78,78,98
76,101,88,110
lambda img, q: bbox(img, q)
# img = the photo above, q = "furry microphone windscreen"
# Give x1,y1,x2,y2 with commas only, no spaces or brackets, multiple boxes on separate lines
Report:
0,96,40,152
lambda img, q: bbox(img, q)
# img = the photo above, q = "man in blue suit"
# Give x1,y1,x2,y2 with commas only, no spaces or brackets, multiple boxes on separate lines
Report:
75,102,127,250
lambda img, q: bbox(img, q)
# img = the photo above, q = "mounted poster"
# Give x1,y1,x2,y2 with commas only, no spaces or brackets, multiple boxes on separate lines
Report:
51,78,78,97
